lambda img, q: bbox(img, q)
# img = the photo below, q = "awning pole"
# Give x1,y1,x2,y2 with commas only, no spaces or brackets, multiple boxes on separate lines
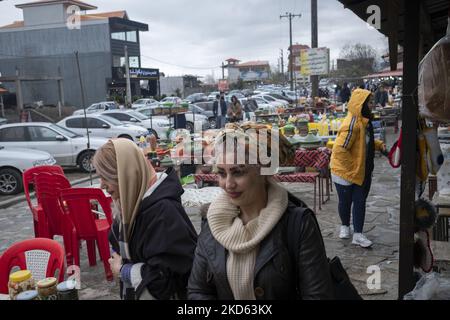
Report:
398,0,420,299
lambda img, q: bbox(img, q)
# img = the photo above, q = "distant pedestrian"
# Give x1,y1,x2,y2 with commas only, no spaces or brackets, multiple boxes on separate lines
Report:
340,83,351,104
213,94,227,128
374,84,389,107
227,95,243,123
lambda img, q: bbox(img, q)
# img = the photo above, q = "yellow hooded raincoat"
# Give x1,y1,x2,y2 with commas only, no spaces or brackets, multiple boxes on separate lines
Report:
330,89,384,186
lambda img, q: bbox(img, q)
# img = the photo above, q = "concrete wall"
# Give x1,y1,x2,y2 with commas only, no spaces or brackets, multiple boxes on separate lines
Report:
227,67,240,84
159,77,184,97
0,23,112,107
23,5,66,27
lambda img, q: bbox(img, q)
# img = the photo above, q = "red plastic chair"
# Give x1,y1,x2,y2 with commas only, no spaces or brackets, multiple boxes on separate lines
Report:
34,172,74,265
22,165,64,237
0,238,65,294
59,188,113,281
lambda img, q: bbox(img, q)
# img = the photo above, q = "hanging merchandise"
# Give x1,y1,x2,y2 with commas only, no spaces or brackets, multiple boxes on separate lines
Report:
388,129,402,168
422,125,444,175
418,16,450,121
414,198,437,231
413,230,434,273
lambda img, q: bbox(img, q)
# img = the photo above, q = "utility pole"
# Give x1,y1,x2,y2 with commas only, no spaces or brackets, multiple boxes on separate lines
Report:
280,49,284,84
311,0,319,100
280,12,301,91
124,45,132,107
221,62,225,80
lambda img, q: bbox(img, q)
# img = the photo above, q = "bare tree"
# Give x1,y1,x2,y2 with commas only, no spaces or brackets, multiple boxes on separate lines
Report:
337,43,378,78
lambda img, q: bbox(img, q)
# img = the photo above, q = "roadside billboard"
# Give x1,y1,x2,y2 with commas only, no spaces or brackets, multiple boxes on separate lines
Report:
299,47,330,76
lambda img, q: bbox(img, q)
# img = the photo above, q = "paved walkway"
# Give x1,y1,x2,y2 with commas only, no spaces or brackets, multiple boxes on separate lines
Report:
0,128,402,300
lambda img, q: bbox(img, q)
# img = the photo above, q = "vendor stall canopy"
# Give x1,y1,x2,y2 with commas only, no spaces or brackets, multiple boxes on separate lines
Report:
338,0,450,70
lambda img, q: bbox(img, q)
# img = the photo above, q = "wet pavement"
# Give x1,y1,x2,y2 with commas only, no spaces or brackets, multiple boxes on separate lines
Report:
0,127,402,300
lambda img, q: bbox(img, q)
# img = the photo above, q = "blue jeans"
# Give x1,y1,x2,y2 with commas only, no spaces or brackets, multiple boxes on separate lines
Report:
334,180,371,233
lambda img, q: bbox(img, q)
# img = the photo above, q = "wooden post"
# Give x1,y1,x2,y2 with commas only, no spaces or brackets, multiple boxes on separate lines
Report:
398,0,420,299
311,0,319,101
57,67,64,119
0,95,4,118
15,68,23,113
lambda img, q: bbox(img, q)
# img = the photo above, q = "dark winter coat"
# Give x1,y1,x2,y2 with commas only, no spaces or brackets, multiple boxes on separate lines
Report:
109,167,198,300
187,194,333,300
213,99,227,117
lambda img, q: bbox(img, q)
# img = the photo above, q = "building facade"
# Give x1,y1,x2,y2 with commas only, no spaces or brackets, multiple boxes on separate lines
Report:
0,0,154,108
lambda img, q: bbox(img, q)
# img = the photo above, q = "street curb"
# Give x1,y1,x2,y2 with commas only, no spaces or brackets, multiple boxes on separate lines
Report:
0,174,99,210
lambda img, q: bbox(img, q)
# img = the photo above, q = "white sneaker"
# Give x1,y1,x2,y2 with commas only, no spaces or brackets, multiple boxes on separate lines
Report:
352,233,373,248
339,225,351,239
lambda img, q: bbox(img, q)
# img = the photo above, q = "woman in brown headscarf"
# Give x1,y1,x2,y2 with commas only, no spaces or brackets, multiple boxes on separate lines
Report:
93,138,197,300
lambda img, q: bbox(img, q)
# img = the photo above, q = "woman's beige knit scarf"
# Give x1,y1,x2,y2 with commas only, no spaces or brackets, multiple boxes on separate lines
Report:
207,180,288,299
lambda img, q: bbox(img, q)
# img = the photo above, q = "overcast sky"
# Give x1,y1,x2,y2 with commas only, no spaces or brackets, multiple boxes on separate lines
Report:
0,0,388,79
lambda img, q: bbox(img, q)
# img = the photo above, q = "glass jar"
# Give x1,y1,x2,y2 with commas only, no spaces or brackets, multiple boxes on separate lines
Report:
16,290,39,301
8,270,35,300
57,280,79,300
37,277,58,300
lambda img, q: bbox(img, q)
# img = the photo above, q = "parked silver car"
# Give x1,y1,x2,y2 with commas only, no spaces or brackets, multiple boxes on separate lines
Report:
0,146,56,195
101,110,171,139
73,101,119,116
58,114,149,143
0,122,108,172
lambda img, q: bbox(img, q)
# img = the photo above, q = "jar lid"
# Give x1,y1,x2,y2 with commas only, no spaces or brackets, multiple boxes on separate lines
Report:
9,270,32,283
16,290,38,300
37,277,57,288
57,279,77,292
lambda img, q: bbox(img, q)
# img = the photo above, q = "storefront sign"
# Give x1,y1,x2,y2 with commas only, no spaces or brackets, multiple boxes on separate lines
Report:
129,68,159,79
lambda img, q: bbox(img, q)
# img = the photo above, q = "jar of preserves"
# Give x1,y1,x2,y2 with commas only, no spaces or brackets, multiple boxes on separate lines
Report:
57,279,79,300
8,270,35,300
37,277,58,300
16,290,39,301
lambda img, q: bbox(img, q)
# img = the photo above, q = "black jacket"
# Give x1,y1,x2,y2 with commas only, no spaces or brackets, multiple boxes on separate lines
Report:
188,194,333,300
109,167,198,300
340,87,351,103
213,99,227,117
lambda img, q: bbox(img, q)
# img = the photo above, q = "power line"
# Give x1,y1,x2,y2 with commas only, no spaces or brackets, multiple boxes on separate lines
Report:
140,54,220,70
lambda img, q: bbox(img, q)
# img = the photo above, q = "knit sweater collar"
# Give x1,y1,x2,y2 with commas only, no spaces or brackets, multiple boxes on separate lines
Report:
207,180,288,254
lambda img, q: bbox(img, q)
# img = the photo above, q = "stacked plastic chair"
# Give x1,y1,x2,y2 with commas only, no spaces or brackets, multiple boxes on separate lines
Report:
59,188,113,281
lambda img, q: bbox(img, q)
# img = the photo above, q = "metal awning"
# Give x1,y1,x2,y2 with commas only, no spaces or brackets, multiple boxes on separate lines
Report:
338,0,449,70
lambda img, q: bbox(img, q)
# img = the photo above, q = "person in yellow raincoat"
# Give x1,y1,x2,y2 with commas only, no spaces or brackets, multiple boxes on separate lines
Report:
330,89,387,248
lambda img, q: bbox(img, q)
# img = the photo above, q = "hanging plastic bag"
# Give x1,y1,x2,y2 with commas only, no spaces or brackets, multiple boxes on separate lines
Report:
418,16,450,121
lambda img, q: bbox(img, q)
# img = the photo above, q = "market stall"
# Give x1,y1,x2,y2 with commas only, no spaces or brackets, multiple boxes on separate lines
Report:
338,0,450,299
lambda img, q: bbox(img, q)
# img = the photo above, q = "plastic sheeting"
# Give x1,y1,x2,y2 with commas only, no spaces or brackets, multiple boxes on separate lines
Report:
418,18,450,122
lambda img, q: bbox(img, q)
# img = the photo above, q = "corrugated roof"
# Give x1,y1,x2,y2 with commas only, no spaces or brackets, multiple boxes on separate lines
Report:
337,0,449,46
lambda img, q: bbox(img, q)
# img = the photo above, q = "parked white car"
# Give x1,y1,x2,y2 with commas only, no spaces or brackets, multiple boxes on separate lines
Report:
252,94,288,108
0,122,108,173
73,101,119,116
252,97,276,112
0,147,57,195
58,114,149,143
131,98,159,109
135,106,210,132
101,110,171,139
